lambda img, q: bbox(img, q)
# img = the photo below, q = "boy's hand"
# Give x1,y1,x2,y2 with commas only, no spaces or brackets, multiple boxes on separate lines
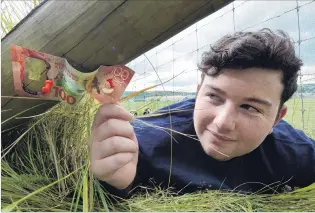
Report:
90,104,138,189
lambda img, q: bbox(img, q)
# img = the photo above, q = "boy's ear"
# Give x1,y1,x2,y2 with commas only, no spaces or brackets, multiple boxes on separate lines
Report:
274,105,287,125
269,105,287,135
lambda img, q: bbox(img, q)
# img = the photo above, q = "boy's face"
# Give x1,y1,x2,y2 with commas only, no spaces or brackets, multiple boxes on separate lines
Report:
193,68,287,161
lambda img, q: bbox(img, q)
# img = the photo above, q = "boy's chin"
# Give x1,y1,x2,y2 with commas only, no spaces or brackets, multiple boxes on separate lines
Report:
200,142,234,161
207,152,233,161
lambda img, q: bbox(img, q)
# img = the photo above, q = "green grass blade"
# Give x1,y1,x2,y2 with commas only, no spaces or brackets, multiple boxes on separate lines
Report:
72,172,84,212
1,102,50,125
83,166,89,212
94,181,110,212
89,168,94,211
2,164,85,212
1,116,46,159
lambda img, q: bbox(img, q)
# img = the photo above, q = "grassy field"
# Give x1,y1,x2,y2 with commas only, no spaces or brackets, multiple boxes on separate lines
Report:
121,98,174,115
2,1,314,211
1,96,314,212
122,97,315,139
283,98,315,139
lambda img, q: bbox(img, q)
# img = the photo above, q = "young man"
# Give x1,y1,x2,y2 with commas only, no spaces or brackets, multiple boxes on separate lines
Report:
89,29,315,198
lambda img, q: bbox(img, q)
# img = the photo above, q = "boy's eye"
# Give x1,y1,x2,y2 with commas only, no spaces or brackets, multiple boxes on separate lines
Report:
241,104,259,113
207,93,222,102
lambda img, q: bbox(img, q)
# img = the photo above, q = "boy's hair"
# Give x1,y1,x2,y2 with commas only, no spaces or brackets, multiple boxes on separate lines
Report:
198,28,303,109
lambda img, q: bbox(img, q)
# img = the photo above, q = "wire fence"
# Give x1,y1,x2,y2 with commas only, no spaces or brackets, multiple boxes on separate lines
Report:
1,0,314,136
125,0,315,137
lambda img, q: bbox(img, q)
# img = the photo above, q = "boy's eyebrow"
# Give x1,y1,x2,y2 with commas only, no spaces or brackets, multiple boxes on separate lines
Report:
244,97,272,108
205,85,272,107
205,85,226,95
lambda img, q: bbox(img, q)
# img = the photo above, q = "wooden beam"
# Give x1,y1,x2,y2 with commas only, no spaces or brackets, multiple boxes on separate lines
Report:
1,0,233,130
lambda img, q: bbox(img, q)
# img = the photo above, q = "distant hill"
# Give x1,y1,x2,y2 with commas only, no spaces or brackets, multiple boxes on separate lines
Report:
122,90,196,101
122,83,315,101
293,83,315,98
297,83,315,93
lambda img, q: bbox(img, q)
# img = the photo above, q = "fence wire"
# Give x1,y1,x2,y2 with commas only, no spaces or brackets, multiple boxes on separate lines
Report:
126,0,315,135
2,0,314,135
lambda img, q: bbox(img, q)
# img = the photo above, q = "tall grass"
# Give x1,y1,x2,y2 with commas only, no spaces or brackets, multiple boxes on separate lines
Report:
1,0,44,37
116,184,315,212
1,95,94,211
1,94,315,212
1,1,314,211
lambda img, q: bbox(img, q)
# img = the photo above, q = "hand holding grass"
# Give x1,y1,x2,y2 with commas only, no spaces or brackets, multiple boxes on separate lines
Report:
90,104,139,189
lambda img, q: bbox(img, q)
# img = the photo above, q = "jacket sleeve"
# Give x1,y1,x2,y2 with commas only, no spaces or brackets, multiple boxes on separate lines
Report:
99,180,133,199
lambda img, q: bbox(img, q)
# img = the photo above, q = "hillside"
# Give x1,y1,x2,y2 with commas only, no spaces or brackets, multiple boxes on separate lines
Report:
123,83,315,101
297,83,315,93
122,90,196,101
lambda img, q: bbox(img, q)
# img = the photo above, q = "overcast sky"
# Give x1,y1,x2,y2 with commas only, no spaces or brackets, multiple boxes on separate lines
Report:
3,0,314,93
126,0,315,92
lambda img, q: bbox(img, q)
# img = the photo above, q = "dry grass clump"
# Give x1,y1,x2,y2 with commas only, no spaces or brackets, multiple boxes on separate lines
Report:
1,96,315,212
116,184,315,212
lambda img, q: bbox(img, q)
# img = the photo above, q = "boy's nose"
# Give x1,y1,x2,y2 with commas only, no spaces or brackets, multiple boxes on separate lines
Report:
213,105,236,132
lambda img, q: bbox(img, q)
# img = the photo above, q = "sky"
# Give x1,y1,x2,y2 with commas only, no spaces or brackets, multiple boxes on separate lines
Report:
126,0,315,93
2,0,314,93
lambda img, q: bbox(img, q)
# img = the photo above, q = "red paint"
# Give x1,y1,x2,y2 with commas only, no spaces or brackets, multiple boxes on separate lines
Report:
42,80,54,93
107,78,114,88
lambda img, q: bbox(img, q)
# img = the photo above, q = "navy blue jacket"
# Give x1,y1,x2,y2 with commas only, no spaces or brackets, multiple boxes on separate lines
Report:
101,98,315,197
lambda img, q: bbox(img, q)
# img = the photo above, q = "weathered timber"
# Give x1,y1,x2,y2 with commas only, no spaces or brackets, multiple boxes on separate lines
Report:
1,0,233,131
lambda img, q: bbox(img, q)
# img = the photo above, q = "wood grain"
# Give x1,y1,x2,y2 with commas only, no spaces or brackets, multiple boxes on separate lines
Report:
1,0,232,130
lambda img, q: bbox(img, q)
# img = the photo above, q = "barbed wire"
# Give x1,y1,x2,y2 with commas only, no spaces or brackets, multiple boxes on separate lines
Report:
131,0,249,63
301,73,315,76
127,0,315,129
131,0,313,67
130,3,314,77
130,68,198,85
241,0,315,32
296,0,305,129
301,77,315,82
130,0,314,75
295,36,315,44
130,30,314,79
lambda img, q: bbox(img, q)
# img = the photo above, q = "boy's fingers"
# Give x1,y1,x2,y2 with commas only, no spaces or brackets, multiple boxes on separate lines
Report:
94,119,135,142
92,152,134,179
92,136,138,160
92,104,134,129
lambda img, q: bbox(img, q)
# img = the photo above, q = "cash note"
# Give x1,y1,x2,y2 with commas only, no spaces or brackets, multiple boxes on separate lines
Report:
10,45,135,105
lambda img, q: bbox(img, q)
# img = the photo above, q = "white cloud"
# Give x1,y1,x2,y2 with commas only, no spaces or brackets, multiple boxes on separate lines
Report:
126,0,315,93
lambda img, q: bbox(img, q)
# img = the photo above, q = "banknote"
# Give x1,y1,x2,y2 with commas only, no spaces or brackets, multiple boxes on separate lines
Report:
87,65,134,104
10,45,135,105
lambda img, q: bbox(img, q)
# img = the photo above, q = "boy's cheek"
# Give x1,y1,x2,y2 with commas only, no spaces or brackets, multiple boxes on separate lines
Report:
239,132,265,153
194,112,212,134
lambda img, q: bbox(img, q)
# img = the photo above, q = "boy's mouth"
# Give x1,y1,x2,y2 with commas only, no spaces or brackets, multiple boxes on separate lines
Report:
207,129,236,142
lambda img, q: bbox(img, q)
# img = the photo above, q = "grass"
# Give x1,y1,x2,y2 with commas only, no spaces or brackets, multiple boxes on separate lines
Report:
115,184,315,212
121,98,174,116
2,0,314,211
2,96,314,212
1,0,44,38
283,97,315,139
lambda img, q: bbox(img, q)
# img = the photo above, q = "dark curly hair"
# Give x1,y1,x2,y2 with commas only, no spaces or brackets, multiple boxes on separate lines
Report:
198,28,303,110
